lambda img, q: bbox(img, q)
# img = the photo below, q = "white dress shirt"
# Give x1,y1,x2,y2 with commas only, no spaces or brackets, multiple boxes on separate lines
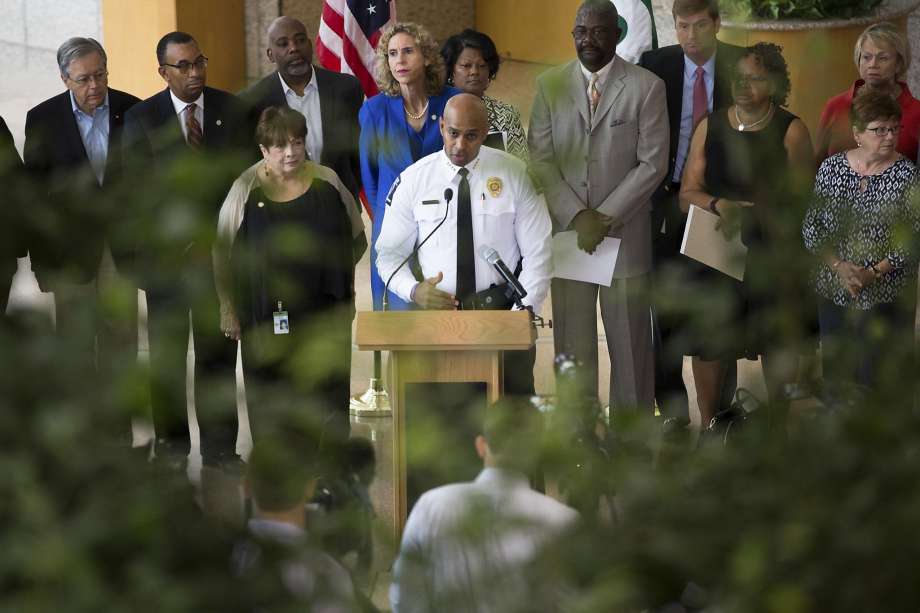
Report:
390,467,579,613
169,89,204,143
280,71,323,163
375,147,553,311
673,52,716,182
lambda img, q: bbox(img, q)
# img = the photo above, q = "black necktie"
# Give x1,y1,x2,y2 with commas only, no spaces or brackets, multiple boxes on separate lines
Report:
456,167,475,303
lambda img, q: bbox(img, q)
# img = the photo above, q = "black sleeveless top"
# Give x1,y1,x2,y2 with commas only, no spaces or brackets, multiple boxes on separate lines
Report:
704,106,797,246
233,179,353,328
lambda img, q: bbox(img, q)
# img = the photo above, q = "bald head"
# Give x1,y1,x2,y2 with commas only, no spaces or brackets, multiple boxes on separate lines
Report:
267,16,313,85
440,93,490,167
444,93,489,129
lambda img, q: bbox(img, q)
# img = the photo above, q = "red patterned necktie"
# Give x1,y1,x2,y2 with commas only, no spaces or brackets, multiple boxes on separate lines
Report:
185,103,202,149
692,66,708,128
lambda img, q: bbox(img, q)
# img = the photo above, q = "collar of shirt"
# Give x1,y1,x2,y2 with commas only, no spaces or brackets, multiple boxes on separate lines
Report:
70,90,110,120
247,518,307,546
579,55,616,89
279,69,317,98
683,51,716,84
475,467,531,490
441,149,483,181
169,89,204,117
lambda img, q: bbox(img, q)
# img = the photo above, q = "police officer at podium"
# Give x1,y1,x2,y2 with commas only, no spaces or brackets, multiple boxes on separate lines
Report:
375,93,552,394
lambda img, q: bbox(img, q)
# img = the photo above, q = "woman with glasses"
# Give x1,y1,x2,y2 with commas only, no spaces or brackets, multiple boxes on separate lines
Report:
359,22,460,310
440,29,529,161
803,89,920,392
678,43,814,423
815,22,920,164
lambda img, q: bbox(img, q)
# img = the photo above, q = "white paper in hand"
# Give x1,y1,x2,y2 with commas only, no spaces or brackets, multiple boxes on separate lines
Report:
552,230,621,287
680,205,747,281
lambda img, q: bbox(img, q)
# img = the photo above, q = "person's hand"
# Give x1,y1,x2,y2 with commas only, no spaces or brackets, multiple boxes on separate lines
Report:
573,209,613,254
220,301,241,341
834,261,865,298
714,200,754,240
855,266,878,289
413,272,457,310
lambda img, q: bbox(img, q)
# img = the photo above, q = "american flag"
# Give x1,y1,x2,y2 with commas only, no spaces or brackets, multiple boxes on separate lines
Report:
316,0,397,98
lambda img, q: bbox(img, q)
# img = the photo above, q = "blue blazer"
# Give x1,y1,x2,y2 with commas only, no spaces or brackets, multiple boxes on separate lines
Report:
359,87,461,310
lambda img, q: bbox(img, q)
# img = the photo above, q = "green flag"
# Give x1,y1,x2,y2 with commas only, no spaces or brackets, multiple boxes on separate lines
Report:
613,0,658,63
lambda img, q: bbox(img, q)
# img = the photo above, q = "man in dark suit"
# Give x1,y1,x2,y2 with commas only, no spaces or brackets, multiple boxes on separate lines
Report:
23,38,141,435
0,116,25,316
639,0,744,423
124,31,250,468
241,16,364,203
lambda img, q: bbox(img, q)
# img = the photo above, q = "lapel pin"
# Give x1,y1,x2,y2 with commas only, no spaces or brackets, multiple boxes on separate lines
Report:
258,201,265,208
216,119,222,126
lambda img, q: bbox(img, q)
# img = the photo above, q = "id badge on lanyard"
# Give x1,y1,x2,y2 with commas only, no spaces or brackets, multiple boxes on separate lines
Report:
273,300,289,335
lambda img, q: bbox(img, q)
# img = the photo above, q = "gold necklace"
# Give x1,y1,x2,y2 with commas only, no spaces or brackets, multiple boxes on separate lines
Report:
403,99,429,120
734,102,774,131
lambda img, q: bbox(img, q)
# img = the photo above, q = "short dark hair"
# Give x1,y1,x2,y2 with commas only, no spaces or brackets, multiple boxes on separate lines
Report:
247,435,321,513
482,397,543,472
255,106,308,148
850,88,903,131
577,0,619,24
738,42,791,107
440,29,501,83
156,31,197,65
672,0,720,20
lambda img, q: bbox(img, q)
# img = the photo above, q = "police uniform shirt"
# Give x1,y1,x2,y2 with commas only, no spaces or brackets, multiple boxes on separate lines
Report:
375,146,553,311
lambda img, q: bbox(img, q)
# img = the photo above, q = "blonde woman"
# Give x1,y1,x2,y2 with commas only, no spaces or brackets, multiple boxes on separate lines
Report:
815,21,920,163
359,22,460,310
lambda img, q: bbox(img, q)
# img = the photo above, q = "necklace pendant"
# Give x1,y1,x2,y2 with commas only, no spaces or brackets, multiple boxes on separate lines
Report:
738,123,746,131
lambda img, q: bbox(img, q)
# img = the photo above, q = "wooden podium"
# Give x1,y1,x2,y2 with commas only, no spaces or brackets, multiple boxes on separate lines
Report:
355,310,536,538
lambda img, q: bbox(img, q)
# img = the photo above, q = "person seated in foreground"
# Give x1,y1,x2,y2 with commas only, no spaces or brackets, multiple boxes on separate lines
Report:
390,398,579,613
232,436,367,612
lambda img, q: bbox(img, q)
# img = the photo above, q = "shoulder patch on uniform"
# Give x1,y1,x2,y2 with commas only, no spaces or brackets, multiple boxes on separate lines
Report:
385,175,402,207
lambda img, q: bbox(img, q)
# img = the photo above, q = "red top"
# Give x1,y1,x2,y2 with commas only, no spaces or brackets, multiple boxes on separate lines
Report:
815,79,920,164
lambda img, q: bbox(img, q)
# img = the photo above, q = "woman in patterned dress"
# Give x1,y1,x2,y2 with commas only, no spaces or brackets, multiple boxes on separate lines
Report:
803,89,920,392
440,29,529,161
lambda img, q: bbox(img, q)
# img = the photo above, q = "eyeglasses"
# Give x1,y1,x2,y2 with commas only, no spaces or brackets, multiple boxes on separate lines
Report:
865,125,902,137
732,75,769,86
67,70,108,87
160,56,209,75
572,26,615,41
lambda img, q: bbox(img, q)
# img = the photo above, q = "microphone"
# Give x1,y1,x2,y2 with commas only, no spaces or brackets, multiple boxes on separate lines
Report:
382,187,453,311
478,244,527,306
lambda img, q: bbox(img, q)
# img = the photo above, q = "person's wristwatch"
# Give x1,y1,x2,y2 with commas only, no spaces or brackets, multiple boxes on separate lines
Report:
708,197,720,216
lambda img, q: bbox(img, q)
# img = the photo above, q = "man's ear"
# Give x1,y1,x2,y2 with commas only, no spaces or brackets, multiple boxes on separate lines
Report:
158,66,168,83
475,435,489,460
266,47,275,64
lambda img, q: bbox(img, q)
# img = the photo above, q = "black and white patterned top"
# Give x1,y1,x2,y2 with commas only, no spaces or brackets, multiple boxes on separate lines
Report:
483,95,529,162
802,152,920,309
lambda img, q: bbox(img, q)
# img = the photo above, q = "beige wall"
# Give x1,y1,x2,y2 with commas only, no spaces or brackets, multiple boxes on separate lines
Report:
102,0,246,99
281,0,474,53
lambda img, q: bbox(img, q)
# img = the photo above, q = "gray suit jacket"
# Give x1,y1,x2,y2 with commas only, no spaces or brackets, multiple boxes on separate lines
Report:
528,55,669,278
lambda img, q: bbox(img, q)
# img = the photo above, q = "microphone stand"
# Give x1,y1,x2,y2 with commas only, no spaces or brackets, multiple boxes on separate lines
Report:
350,188,454,418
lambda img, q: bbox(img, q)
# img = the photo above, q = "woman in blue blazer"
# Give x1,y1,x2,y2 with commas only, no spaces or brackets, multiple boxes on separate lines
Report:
360,22,460,310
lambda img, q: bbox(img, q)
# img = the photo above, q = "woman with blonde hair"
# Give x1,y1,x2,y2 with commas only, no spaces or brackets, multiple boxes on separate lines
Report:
359,22,461,310
815,21,920,163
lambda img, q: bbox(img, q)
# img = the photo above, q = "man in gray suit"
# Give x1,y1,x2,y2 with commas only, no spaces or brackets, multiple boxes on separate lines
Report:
529,0,669,411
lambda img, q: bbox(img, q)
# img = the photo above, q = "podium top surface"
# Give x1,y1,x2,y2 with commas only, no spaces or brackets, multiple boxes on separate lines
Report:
355,310,536,351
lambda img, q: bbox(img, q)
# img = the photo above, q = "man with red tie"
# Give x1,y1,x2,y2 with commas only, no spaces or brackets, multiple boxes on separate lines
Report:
124,31,250,470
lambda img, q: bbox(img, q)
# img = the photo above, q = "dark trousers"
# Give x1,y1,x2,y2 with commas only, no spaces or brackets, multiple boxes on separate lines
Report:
818,298,913,393
240,307,353,445
45,263,140,444
145,277,237,463
651,184,737,419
